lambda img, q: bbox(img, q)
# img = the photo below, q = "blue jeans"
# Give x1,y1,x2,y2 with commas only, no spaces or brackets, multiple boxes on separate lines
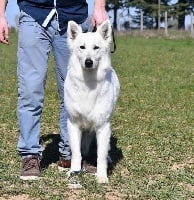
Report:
17,11,73,159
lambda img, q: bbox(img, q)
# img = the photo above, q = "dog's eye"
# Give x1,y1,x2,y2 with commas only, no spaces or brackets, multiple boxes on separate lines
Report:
80,45,86,49
94,46,99,50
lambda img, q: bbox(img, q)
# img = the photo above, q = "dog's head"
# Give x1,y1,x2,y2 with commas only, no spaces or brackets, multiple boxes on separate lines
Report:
67,20,112,70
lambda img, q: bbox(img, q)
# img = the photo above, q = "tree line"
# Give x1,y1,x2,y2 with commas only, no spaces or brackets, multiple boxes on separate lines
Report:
106,0,194,30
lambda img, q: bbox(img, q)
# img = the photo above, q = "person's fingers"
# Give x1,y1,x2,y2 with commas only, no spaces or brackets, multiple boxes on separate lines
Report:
0,18,9,45
92,17,96,27
4,26,9,40
92,10,109,27
0,30,9,45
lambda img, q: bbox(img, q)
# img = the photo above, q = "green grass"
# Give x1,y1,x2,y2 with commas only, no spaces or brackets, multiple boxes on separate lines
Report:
0,31,193,199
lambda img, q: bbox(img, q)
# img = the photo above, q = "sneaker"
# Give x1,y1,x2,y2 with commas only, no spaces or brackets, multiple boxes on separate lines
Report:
82,160,97,174
67,170,85,189
20,155,41,180
58,157,71,171
82,155,113,174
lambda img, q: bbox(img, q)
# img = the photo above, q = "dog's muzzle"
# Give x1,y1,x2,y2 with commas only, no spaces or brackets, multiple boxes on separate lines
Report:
85,58,93,68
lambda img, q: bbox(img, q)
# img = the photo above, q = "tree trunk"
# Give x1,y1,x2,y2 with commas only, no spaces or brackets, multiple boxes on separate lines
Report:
155,17,158,29
178,14,185,29
177,0,187,29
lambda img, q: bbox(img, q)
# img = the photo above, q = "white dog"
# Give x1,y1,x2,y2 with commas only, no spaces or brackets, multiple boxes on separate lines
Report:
64,20,120,183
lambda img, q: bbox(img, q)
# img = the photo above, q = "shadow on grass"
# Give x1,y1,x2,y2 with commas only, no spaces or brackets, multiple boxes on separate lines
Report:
40,133,123,174
109,136,123,174
40,133,60,169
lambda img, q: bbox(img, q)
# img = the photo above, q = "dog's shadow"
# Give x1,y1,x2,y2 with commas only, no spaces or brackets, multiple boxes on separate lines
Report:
40,133,123,173
108,136,123,173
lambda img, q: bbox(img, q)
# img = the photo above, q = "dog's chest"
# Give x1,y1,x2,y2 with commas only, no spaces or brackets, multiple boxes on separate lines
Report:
71,83,103,114
65,79,112,128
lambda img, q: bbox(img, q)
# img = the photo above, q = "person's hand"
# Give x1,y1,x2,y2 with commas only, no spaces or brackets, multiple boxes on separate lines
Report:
92,3,109,26
0,16,9,45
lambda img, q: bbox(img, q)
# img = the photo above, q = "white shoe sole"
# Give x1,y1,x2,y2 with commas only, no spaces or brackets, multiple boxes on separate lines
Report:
20,175,40,181
58,166,69,172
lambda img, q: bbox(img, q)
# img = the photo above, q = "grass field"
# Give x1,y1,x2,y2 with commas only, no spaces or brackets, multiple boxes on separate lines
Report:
0,31,193,200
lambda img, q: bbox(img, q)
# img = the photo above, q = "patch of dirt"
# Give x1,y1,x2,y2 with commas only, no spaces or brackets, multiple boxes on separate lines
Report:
178,183,194,192
147,174,165,186
171,158,194,171
0,195,33,200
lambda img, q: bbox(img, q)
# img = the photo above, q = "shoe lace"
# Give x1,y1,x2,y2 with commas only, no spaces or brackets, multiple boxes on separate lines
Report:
23,156,40,171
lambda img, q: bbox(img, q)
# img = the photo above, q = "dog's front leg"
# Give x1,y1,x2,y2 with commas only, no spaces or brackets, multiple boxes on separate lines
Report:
67,119,82,172
96,122,111,184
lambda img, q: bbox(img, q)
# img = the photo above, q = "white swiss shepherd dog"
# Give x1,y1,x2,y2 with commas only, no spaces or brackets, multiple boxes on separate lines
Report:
64,20,120,184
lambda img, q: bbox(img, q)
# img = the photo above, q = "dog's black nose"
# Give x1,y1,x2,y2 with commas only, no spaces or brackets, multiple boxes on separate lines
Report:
85,58,93,68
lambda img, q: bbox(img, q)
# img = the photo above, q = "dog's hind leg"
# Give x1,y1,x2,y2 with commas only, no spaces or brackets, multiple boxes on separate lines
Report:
67,119,82,172
96,122,111,184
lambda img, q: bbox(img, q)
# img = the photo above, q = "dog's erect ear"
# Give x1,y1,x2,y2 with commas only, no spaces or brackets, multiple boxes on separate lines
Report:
67,21,82,41
97,20,112,41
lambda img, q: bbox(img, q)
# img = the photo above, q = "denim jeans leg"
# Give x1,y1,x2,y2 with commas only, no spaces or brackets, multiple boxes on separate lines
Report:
17,12,51,156
52,30,71,160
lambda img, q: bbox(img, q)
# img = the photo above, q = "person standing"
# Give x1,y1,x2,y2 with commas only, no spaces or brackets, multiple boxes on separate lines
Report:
0,0,109,180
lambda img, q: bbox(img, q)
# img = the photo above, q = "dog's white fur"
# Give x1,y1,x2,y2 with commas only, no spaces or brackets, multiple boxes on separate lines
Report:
65,20,120,183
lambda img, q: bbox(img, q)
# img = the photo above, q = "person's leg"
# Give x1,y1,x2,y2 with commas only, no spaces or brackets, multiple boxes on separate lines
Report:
51,23,71,162
17,11,51,179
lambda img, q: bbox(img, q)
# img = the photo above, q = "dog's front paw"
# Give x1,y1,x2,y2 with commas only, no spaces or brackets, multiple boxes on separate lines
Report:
66,170,71,177
96,176,109,184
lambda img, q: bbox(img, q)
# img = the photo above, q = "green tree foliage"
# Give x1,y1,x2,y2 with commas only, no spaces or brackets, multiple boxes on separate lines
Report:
106,0,125,29
129,0,170,28
106,0,193,30
173,0,189,29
